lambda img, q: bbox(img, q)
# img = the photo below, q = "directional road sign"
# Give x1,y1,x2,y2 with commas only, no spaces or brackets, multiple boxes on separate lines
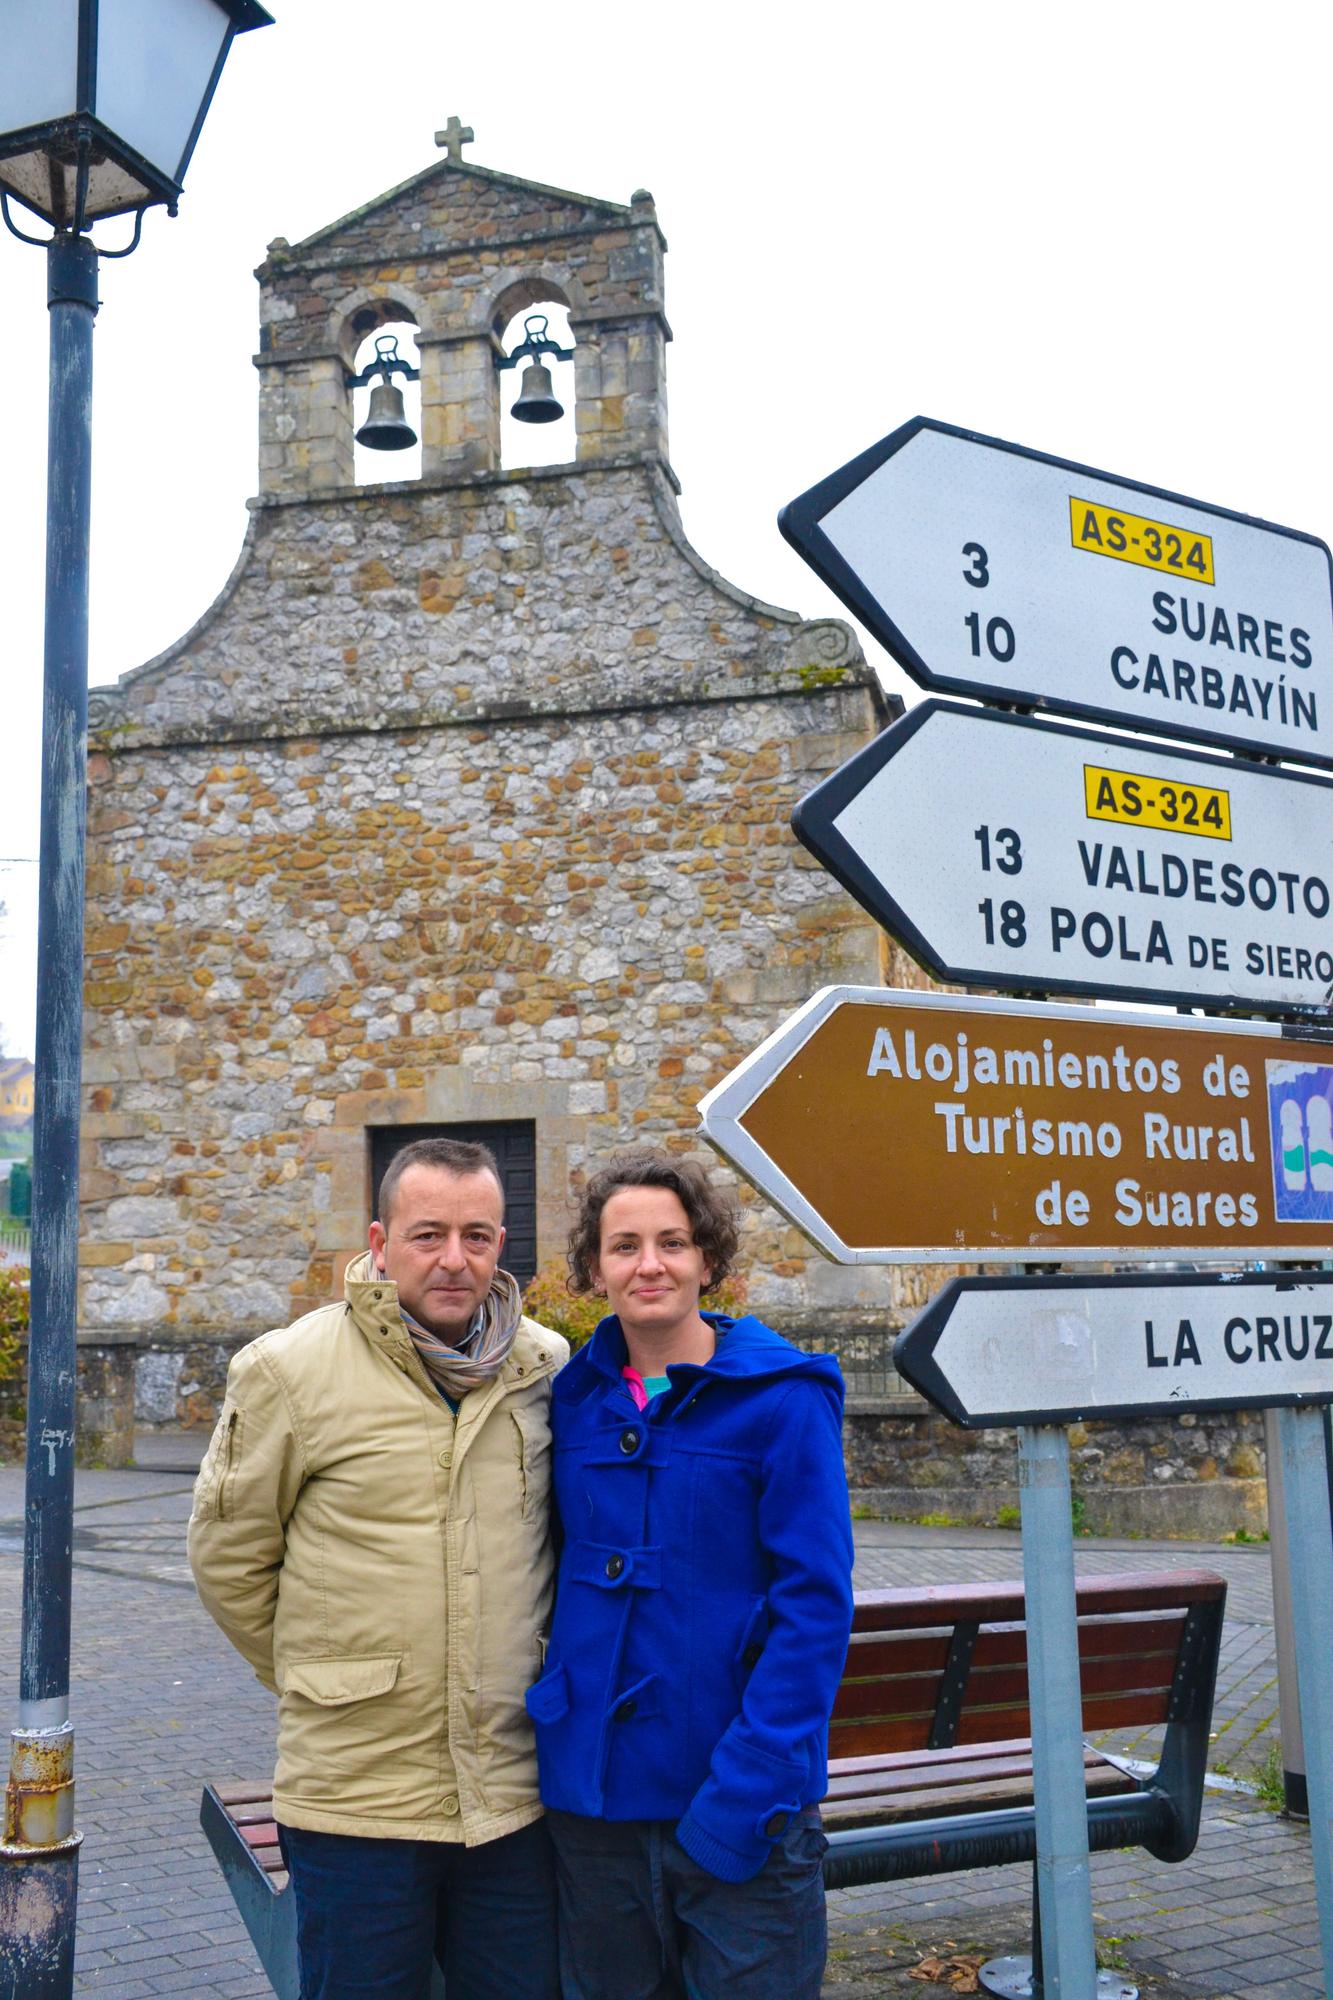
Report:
698,986,1333,1265
793,699,1333,1018
780,417,1333,768
894,1270,1333,1427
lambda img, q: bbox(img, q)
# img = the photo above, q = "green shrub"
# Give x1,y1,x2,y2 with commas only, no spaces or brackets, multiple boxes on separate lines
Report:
522,1258,749,1352
0,1266,29,1386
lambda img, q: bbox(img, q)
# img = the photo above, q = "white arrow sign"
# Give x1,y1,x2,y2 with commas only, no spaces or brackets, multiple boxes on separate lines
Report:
780,418,1333,768
894,1271,1333,1426
793,700,1333,1016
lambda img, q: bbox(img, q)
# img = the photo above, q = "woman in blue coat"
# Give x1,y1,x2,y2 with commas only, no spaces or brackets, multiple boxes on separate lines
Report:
526,1148,854,1999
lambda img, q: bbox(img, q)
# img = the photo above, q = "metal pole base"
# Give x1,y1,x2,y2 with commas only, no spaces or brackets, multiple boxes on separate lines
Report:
0,1725,81,1999
979,1955,1138,1999
0,1841,80,1999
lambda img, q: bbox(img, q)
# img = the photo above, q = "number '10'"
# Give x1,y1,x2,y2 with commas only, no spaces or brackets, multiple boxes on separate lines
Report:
964,612,1015,663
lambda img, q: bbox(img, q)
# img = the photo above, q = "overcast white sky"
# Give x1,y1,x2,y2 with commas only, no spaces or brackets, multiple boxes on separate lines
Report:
1,0,1331,1057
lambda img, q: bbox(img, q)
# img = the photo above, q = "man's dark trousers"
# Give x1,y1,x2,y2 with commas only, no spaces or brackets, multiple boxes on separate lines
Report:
280,1819,559,2000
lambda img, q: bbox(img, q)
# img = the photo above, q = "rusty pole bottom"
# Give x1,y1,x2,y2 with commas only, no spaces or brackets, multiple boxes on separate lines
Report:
0,1725,81,1999
0,1842,80,1999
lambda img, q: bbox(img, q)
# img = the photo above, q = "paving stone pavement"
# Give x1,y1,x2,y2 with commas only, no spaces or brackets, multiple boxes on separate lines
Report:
0,1440,1323,1998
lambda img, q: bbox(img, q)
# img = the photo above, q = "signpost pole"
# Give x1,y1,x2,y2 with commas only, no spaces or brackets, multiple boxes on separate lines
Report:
1274,1405,1333,1981
1017,1423,1097,1998
1262,1407,1307,1816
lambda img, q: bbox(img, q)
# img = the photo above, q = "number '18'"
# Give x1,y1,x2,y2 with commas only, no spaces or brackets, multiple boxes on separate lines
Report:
978,899,1027,947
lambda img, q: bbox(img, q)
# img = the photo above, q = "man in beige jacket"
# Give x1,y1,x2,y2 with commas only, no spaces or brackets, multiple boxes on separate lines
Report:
189,1136,567,2000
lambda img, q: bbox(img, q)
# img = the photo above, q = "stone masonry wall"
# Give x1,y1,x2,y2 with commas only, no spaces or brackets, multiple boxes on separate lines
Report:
845,1400,1270,1541
91,464,853,744
83,678,896,1344
83,456,917,1392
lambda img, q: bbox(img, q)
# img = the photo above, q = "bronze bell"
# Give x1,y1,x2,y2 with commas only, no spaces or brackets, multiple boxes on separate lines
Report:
511,359,563,425
356,379,418,451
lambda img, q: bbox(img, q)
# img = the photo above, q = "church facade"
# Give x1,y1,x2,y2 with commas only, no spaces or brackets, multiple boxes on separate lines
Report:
79,132,925,1442
74,135,1268,1537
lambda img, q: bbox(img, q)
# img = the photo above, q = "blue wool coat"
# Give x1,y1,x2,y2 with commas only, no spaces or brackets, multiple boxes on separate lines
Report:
525,1313,854,1884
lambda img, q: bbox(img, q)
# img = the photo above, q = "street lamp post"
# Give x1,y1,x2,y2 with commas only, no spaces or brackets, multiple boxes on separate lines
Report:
0,8,271,1992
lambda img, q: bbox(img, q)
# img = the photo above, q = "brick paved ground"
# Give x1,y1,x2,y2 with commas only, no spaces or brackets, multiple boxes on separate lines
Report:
0,1441,1323,1998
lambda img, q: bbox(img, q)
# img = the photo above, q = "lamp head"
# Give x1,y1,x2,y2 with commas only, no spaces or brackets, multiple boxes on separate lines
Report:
0,0,273,232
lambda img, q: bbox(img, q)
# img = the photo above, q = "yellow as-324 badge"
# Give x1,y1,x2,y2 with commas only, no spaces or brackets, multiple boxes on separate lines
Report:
1084,762,1232,841
1070,497,1215,585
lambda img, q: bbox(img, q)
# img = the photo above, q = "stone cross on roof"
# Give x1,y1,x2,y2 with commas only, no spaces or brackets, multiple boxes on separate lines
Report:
434,116,475,164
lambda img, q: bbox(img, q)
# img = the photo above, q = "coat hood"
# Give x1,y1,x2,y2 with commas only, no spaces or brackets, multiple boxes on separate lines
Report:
559,1312,844,1410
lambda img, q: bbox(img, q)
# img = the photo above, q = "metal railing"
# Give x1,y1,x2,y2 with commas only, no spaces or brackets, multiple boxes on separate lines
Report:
0,1217,31,1262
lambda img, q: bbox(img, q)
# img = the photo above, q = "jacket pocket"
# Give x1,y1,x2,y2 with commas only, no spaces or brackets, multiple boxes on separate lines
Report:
511,1402,553,1518
525,1662,569,1725
735,1597,770,1677
280,1655,401,1705
192,1401,241,1523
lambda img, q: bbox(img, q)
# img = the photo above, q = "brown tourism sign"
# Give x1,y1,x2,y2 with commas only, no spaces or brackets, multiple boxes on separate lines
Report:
697,987,1333,1265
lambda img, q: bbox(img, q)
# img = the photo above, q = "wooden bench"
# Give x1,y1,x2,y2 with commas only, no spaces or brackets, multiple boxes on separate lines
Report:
821,1567,1227,1993
203,1567,1225,1996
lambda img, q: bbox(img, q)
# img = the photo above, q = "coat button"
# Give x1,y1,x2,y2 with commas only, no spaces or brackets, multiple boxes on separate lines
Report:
443,1796,460,1817
438,1450,451,1469
764,1811,788,1838
605,1554,625,1579
613,1698,636,1722
619,1428,640,1454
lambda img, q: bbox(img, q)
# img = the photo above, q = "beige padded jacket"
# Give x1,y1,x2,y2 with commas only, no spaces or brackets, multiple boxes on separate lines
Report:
187,1252,567,1845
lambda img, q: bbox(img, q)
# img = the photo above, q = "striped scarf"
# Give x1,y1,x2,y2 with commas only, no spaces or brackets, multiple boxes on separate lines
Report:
400,1269,524,1400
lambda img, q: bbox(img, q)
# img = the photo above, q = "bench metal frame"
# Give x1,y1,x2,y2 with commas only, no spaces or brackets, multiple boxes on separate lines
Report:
821,1570,1227,1890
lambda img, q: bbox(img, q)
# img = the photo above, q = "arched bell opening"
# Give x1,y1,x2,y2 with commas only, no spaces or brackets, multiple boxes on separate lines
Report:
349,316,423,486
497,301,575,472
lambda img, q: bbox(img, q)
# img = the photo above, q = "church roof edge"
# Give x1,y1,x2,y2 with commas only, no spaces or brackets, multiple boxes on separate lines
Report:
265,157,640,269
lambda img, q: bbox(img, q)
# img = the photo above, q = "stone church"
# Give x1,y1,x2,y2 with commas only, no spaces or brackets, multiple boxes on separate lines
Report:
75,130,1265,1534
78,128,923,1447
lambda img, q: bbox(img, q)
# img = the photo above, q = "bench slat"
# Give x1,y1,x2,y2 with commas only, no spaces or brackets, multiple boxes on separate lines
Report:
829,1736,1035,1776
832,1643,1179,1726
841,1631,954,1677
832,1648,1176,1744
850,1569,1225,1632
830,1685,1170,1756
842,1609,1185,1683
213,1783,276,1807
826,1745,1117,1801
823,1759,1139,1829
969,1611,1185,1669
824,1748,1087,1798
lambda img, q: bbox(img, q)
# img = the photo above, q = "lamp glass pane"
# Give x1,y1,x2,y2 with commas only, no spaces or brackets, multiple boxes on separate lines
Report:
0,0,80,137
94,0,230,183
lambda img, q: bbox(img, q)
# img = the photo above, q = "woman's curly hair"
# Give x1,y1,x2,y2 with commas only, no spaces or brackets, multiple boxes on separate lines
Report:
567,1149,741,1297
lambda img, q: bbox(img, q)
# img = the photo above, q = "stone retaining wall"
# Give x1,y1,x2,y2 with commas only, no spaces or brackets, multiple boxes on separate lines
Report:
55,1323,1272,1540
843,1396,1269,1540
